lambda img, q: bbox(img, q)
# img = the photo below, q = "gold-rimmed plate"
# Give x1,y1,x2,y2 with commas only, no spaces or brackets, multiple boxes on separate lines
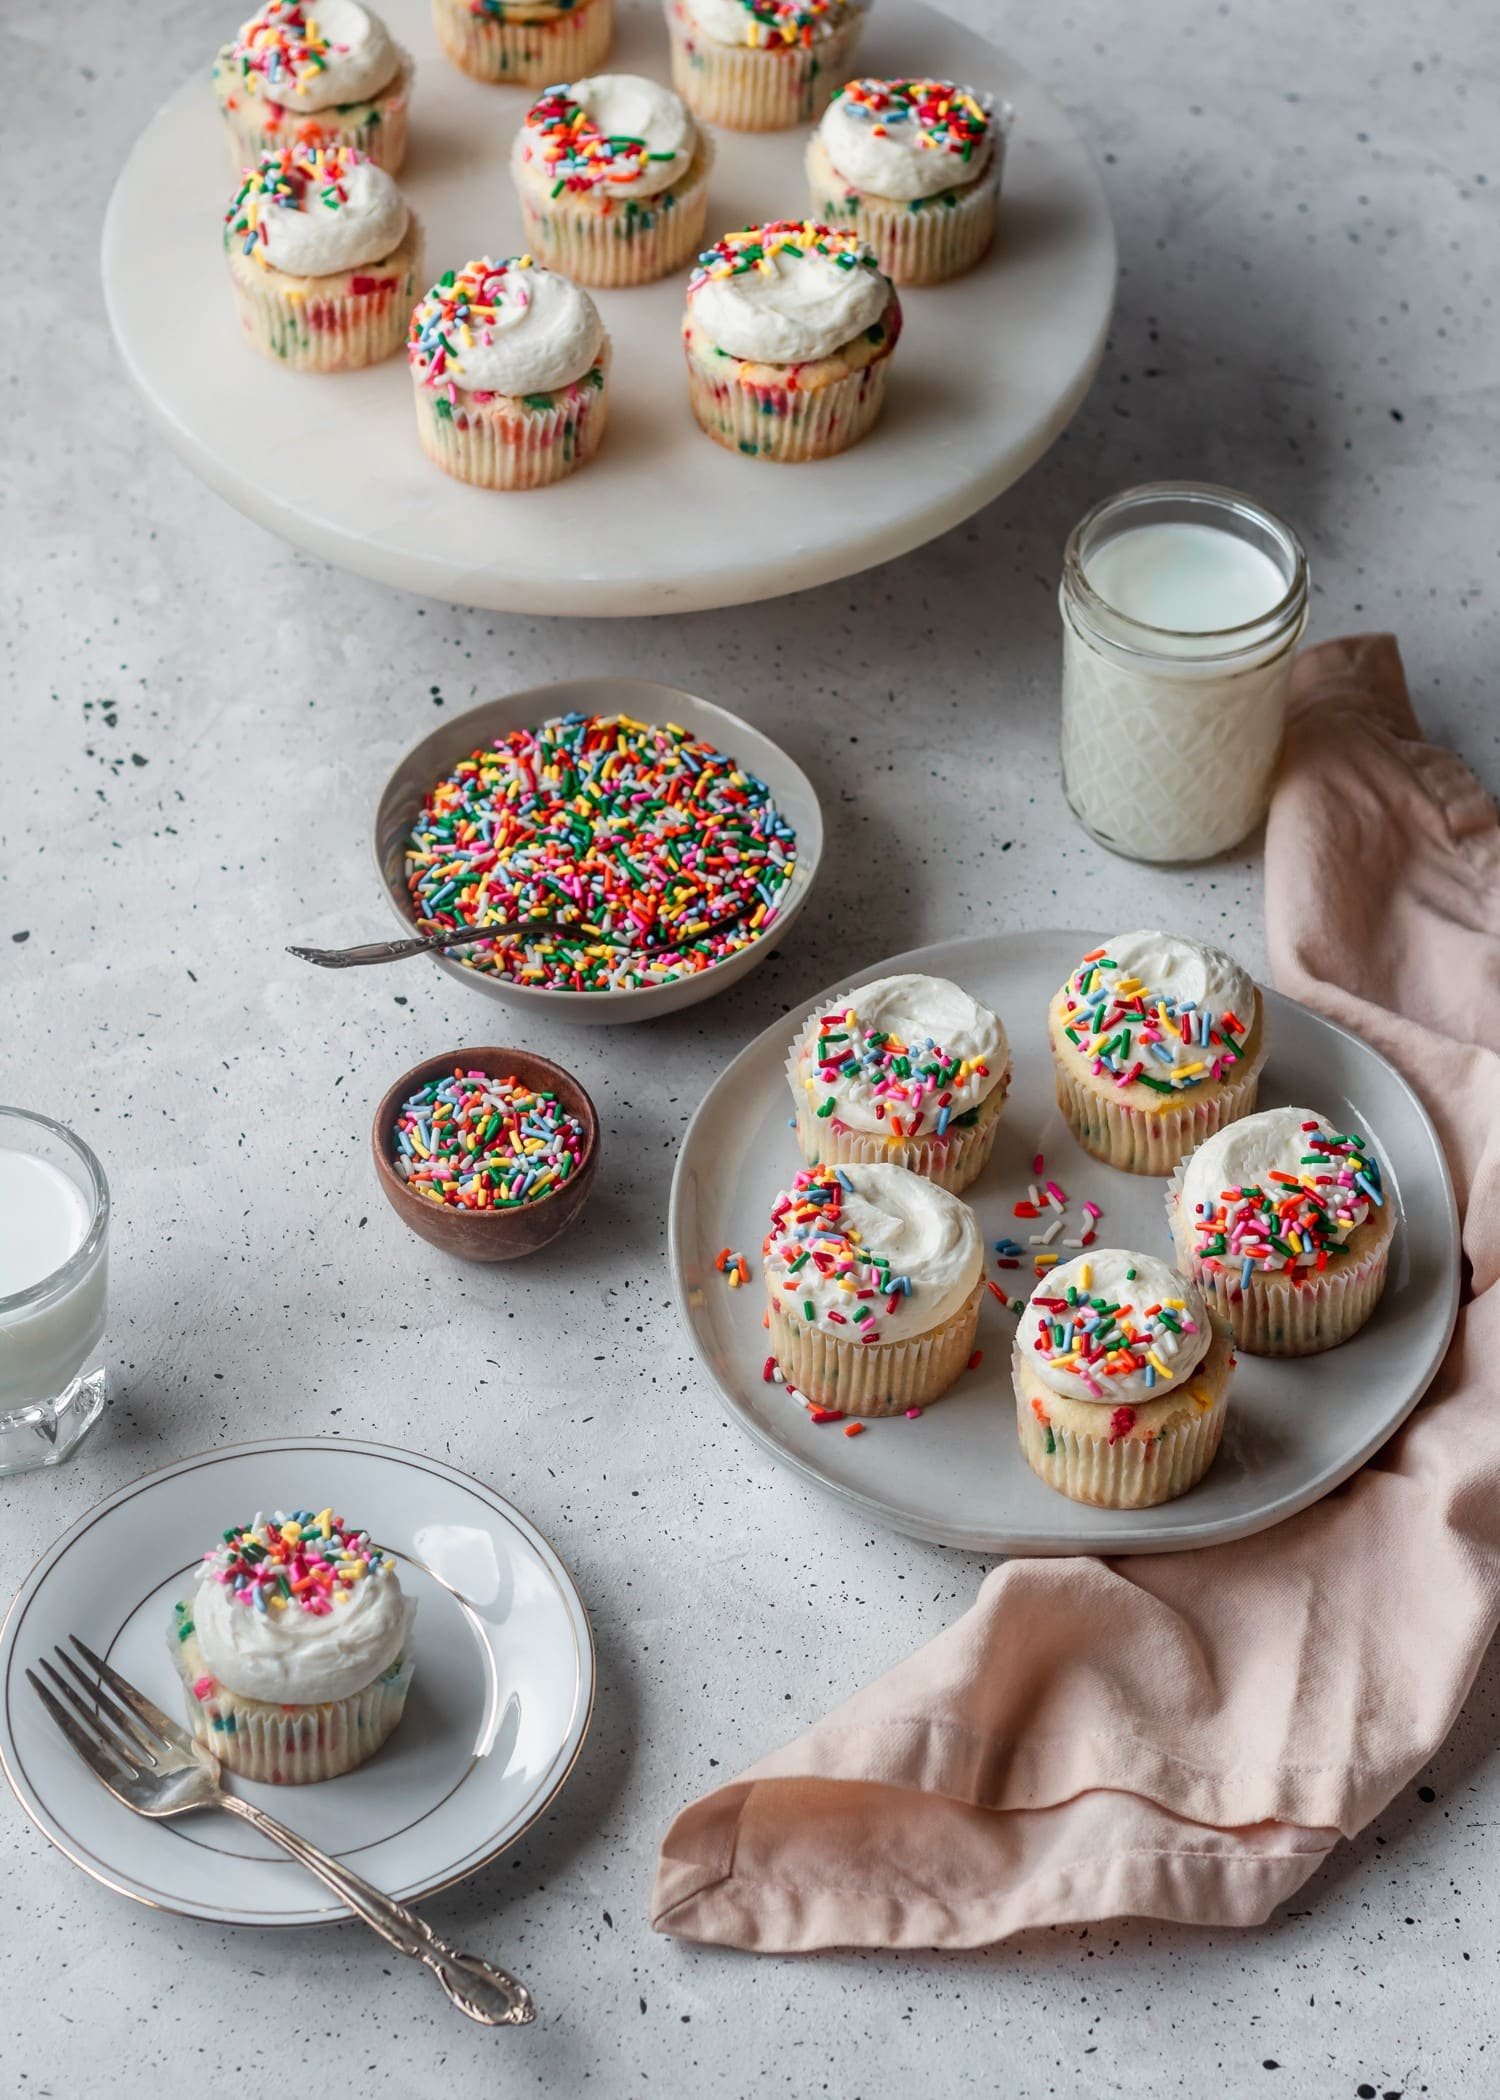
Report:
0,1438,594,1925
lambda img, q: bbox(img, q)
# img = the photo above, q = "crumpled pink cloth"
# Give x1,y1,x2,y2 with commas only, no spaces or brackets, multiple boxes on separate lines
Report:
652,635,1500,1952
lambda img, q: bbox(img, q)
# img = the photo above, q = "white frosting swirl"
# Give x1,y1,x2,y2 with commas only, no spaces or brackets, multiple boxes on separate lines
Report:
234,153,408,276
794,973,1008,1138
517,76,696,200
193,1564,412,1704
818,84,996,201
683,0,864,49
688,237,890,363
230,0,398,113
764,1161,982,1346
410,259,604,395
1101,930,1253,1021
1020,1249,1210,1404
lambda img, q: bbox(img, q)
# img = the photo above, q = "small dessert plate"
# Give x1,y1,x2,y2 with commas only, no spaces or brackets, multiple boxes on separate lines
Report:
0,1439,594,1924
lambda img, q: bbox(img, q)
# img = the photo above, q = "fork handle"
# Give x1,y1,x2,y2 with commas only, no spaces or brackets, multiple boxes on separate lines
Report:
216,1794,533,2026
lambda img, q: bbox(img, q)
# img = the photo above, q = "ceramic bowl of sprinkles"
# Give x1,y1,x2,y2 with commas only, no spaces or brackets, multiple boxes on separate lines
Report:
372,1050,598,1260
373,677,823,1022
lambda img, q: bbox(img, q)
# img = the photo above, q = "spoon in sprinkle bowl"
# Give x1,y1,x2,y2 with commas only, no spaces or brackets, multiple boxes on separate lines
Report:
288,903,752,970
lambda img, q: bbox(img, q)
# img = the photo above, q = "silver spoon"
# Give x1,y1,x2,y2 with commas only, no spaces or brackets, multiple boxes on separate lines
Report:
288,902,751,969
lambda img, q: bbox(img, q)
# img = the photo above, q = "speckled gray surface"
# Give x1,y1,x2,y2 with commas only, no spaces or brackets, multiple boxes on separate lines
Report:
3,0,1497,2092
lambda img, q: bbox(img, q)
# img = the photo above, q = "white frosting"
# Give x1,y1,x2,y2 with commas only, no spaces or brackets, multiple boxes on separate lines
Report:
1021,1249,1210,1404
1101,930,1253,1021
1178,1105,1381,1268
415,261,604,395
193,1565,412,1704
232,0,398,113
764,1161,982,1346
248,155,408,276
795,973,1008,1137
688,241,890,363
683,0,863,48
517,76,695,200
818,87,996,201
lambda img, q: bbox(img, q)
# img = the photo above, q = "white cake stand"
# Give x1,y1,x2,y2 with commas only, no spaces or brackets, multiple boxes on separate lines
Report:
101,0,1116,616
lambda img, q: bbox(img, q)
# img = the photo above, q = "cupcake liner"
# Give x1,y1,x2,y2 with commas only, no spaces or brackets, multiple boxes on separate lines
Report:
413,338,611,489
768,1276,984,1417
214,45,412,174
433,0,614,85
806,134,1001,286
171,1620,415,1784
514,136,712,288
683,320,896,463
1049,1011,1269,1177
785,1035,1010,1194
665,0,862,130
1166,1163,1395,1356
1012,1324,1233,1509
227,219,423,372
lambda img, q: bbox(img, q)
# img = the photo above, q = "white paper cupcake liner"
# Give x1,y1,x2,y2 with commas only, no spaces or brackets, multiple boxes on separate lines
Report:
227,219,423,372
805,134,1002,286
767,1276,983,1417
683,324,895,463
785,1037,1010,1194
214,46,413,174
514,138,712,288
433,0,614,86
1050,1016,1269,1177
665,1,862,130
413,338,611,489
171,1620,414,1784
1166,1162,1395,1356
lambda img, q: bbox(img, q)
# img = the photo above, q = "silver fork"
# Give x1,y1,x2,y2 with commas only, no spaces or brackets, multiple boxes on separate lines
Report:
27,1635,534,2028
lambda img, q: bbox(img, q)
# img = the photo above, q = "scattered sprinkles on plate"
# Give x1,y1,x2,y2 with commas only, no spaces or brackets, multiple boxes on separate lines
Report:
228,2,342,100
1058,946,1251,1094
199,1510,392,1616
392,1069,588,1209
404,711,797,992
225,144,361,263
525,84,680,195
805,1001,992,1138
1189,1121,1383,1283
1026,1262,1199,1401
763,1164,912,1344
689,219,883,291
989,1150,1104,1308
716,1247,751,1287
831,78,993,160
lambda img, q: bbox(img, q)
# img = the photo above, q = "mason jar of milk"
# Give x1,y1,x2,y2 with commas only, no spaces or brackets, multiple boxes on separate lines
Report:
1059,483,1309,862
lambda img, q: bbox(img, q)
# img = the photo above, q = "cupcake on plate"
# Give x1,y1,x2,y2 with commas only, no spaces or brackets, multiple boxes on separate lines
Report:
808,78,1008,285
169,1506,416,1784
786,973,1010,1193
512,75,712,288
1049,931,1268,1176
763,1161,983,1416
212,0,412,174
665,0,867,131
1168,1106,1394,1356
683,221,901,462
225,145,421,370
1013,1250,1233,1508
408,255,610,489
433,0,614,87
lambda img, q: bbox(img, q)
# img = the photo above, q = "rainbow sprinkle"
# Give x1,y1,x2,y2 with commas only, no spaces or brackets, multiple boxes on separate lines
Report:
718,0,862,49
1190,1122,1383,1279
225,144,361,264
830,78,993,161
404,711,796,992
409,256,537,392
763,1165,913,1343
1027,1264,1198,1400
228,3,343,100
689,219,884,293
1058,947,1250,1095
524,83,682,196
202,1510,392,1616
804,1003,992,1139
392,1069,588,1209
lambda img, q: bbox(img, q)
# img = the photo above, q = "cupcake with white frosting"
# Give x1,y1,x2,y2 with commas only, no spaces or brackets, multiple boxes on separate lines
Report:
763,1161,984,1416
1168,1107,1394,1356
212,0,412,174
1049,931,1269,1176
1013,1250,1233,1508
408,256,610,489
169,1506,416,1783
683,221,901,462
665,0,867,132
511,76,712,288
787,974,1010,1193
433,0,614,87
809,78,1007,285
225,145,421,370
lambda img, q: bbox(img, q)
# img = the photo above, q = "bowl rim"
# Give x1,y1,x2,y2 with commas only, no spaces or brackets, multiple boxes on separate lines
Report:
369,676,824,1014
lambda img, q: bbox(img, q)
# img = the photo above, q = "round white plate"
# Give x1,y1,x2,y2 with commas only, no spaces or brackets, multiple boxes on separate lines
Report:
669,928,1461,1555
0,1439,594,1924
100,0,1116,617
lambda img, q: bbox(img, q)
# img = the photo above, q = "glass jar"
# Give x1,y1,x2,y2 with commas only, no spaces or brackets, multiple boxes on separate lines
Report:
0,1108,110,1476
1059,482,1309,862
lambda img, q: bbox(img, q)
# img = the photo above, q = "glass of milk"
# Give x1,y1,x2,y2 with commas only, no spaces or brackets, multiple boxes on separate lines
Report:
1059,482,1309,861
0,1108,110,1476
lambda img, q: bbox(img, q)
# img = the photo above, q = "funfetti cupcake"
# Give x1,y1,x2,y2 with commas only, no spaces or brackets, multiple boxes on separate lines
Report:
808,78,1007,285
683,221,901,463
1049,931,1268,1176
763,1161,984,1417
1168,1106,1394,1356
787,974,1010,1193
225,145,421,370
1013,1250,1233,1509
212,0,412,174
666,0,867,131
433,0,614,87
169,1507,416,1784
512,75,712,288
408,256,610,489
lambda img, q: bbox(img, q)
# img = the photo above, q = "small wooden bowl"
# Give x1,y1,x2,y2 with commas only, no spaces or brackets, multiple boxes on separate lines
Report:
372,1048,598,1262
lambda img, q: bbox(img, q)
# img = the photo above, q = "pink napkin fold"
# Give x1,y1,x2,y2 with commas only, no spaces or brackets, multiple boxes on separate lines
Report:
652,634,1500,1952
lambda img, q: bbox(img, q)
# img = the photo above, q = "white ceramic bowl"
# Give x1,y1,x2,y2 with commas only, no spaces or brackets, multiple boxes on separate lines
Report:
373,678,823,1023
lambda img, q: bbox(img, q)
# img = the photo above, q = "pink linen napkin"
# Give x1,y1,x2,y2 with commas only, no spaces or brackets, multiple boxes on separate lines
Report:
652,634,1500,1952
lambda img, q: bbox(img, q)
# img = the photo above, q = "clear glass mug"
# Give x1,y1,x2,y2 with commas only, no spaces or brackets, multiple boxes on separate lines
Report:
0,1108,110,1477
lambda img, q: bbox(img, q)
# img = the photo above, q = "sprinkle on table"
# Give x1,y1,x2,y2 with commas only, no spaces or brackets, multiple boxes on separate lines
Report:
1027,1264,1198,1400
831,79,993,161
225,145,361,265
202,1509,391,1615
1058,948,1250,1095
1189,1121,1383,1278
689,220,884,292
392,1068,587,1209
803,1002,991,1139
229,2,343,100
